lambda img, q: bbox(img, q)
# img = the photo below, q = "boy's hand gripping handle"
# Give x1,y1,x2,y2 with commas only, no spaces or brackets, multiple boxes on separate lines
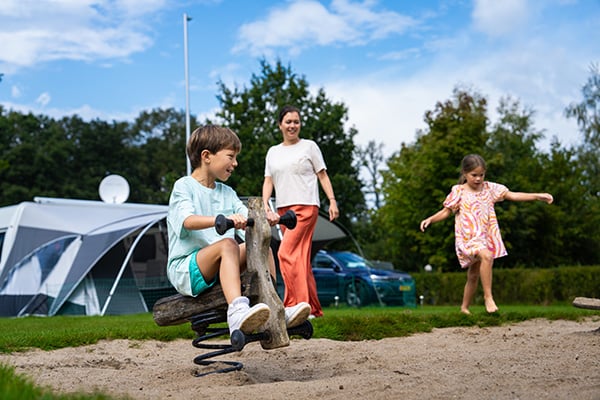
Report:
215,210,297,235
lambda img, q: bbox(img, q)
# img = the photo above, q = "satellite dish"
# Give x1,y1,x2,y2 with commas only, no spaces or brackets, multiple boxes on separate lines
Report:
99,174,130,204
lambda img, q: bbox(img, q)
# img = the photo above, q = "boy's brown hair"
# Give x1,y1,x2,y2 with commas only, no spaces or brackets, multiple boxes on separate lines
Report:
186,125,242,170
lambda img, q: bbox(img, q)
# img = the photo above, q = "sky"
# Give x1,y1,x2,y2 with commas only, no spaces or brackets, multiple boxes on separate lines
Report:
1,0,599,159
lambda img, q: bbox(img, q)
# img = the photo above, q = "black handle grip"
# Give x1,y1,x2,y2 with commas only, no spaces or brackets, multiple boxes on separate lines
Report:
278,210,297,230
215,215,254,235
215,210,296,235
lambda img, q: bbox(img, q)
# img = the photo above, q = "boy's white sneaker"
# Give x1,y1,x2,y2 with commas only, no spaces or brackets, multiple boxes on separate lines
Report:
284,302,311,328
227,298,270,334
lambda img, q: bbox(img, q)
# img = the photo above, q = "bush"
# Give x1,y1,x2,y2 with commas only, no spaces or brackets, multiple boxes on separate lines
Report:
414,265,600,305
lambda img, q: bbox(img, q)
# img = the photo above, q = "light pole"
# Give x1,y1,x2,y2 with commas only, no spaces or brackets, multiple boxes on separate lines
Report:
183,13,192,176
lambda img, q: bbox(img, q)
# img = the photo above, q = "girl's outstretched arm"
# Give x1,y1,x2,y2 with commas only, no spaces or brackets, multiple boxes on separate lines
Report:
504,191,553,204
420,207,452,232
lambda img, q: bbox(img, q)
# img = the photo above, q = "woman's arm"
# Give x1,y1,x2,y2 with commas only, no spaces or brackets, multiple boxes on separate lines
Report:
316,169,339,221
262,176,280,225
504,191,553,204
262,176,274,211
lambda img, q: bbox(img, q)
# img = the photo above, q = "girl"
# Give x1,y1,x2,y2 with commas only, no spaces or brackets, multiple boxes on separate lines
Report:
420,154,553,314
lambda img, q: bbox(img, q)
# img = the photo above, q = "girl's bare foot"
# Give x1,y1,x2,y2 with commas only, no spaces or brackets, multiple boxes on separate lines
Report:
460,308,471,315
484,297,498,313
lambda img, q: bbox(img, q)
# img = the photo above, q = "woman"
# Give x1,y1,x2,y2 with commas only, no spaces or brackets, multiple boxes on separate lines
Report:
263,105,339,318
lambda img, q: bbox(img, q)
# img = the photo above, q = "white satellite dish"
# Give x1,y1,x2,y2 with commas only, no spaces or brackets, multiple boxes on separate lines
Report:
99,174,130,204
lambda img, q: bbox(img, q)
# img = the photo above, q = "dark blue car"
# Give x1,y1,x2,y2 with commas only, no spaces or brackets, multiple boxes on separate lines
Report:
311,250,416,307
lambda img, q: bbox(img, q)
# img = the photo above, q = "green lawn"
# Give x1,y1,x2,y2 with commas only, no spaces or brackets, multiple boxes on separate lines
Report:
1,304,598,353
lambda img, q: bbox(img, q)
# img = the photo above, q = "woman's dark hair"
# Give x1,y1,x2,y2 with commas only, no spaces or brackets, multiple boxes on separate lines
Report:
278,105,301,124
458,154,486,184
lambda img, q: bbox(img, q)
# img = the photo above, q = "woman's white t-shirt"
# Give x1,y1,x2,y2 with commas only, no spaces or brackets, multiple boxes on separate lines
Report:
264,139,326,208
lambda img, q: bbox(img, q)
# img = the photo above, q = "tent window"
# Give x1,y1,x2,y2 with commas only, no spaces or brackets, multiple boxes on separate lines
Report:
132,235,156,262
1,236,76,294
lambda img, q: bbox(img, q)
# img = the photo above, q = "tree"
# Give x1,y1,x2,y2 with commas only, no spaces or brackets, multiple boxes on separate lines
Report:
356,140,385,209
484,97,558,267
0,107,159,205
210,59,365,228
133,108,189,204
565,64,600,198
539,142,599,265
562,64,600,263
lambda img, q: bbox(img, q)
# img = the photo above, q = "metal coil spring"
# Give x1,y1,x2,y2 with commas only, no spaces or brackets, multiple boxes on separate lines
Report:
188,310,313,377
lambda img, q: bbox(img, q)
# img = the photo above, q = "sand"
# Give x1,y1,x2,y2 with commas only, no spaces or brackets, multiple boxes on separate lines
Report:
2,318,599,400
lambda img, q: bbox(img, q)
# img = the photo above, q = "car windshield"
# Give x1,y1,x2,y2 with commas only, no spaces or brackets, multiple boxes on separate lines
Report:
335,252,371,270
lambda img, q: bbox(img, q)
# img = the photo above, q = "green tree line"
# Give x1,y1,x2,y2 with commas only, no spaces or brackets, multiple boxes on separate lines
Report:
1,61,598,271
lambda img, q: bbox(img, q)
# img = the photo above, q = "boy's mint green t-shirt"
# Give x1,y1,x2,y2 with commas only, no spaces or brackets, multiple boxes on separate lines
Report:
166,176,247,296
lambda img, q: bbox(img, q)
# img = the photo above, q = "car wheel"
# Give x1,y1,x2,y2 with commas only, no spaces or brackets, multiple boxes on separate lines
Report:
345,280,369,307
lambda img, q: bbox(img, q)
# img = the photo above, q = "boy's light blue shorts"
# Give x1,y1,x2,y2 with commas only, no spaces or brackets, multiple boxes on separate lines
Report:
189,250,217,296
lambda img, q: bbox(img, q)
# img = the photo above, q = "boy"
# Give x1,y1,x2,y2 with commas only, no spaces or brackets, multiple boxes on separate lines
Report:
167,125,309,334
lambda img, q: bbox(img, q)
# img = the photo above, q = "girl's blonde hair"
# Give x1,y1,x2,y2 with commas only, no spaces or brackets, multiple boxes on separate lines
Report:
458,154,486,184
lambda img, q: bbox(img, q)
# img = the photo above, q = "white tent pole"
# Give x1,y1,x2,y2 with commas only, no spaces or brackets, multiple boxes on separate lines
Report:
100,222,155,316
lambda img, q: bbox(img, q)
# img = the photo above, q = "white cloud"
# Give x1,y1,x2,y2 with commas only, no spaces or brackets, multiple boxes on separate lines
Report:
2,99,138,123
327,65,582,161
472,0,530,37
330,0,416,39
378,47,421,61
11,85,21,98
35,92,51,107
233,1,353,57
325,74,455,158
0,0,163,72
324,13,590,157
233,0,416,57
208,63,244,89
110,0,169,17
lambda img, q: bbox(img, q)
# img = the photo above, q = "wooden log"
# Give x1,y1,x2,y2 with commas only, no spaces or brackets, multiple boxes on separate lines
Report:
246,197,289,349
572,297,600,310
152,270,259,326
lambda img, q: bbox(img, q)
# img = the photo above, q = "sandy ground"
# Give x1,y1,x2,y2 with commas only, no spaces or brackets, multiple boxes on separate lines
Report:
1,318,599,400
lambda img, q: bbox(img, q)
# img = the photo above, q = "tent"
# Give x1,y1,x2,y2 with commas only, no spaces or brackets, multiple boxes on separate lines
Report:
0,197,348,317
0,197,170,317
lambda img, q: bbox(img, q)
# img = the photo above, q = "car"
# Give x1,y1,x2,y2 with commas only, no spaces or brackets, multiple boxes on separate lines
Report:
310,250,416,307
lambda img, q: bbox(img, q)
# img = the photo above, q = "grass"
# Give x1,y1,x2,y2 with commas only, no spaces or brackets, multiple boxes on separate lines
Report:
1,304,598,353
0,304,598,399
0,314,194,353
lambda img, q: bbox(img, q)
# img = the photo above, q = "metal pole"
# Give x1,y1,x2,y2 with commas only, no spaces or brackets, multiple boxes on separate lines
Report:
183,13,192,176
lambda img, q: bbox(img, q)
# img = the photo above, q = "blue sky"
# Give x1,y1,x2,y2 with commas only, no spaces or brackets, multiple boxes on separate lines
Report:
1,0,598,158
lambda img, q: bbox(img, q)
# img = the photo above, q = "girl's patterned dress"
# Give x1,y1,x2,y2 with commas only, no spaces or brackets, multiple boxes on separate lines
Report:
443,182,508,268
